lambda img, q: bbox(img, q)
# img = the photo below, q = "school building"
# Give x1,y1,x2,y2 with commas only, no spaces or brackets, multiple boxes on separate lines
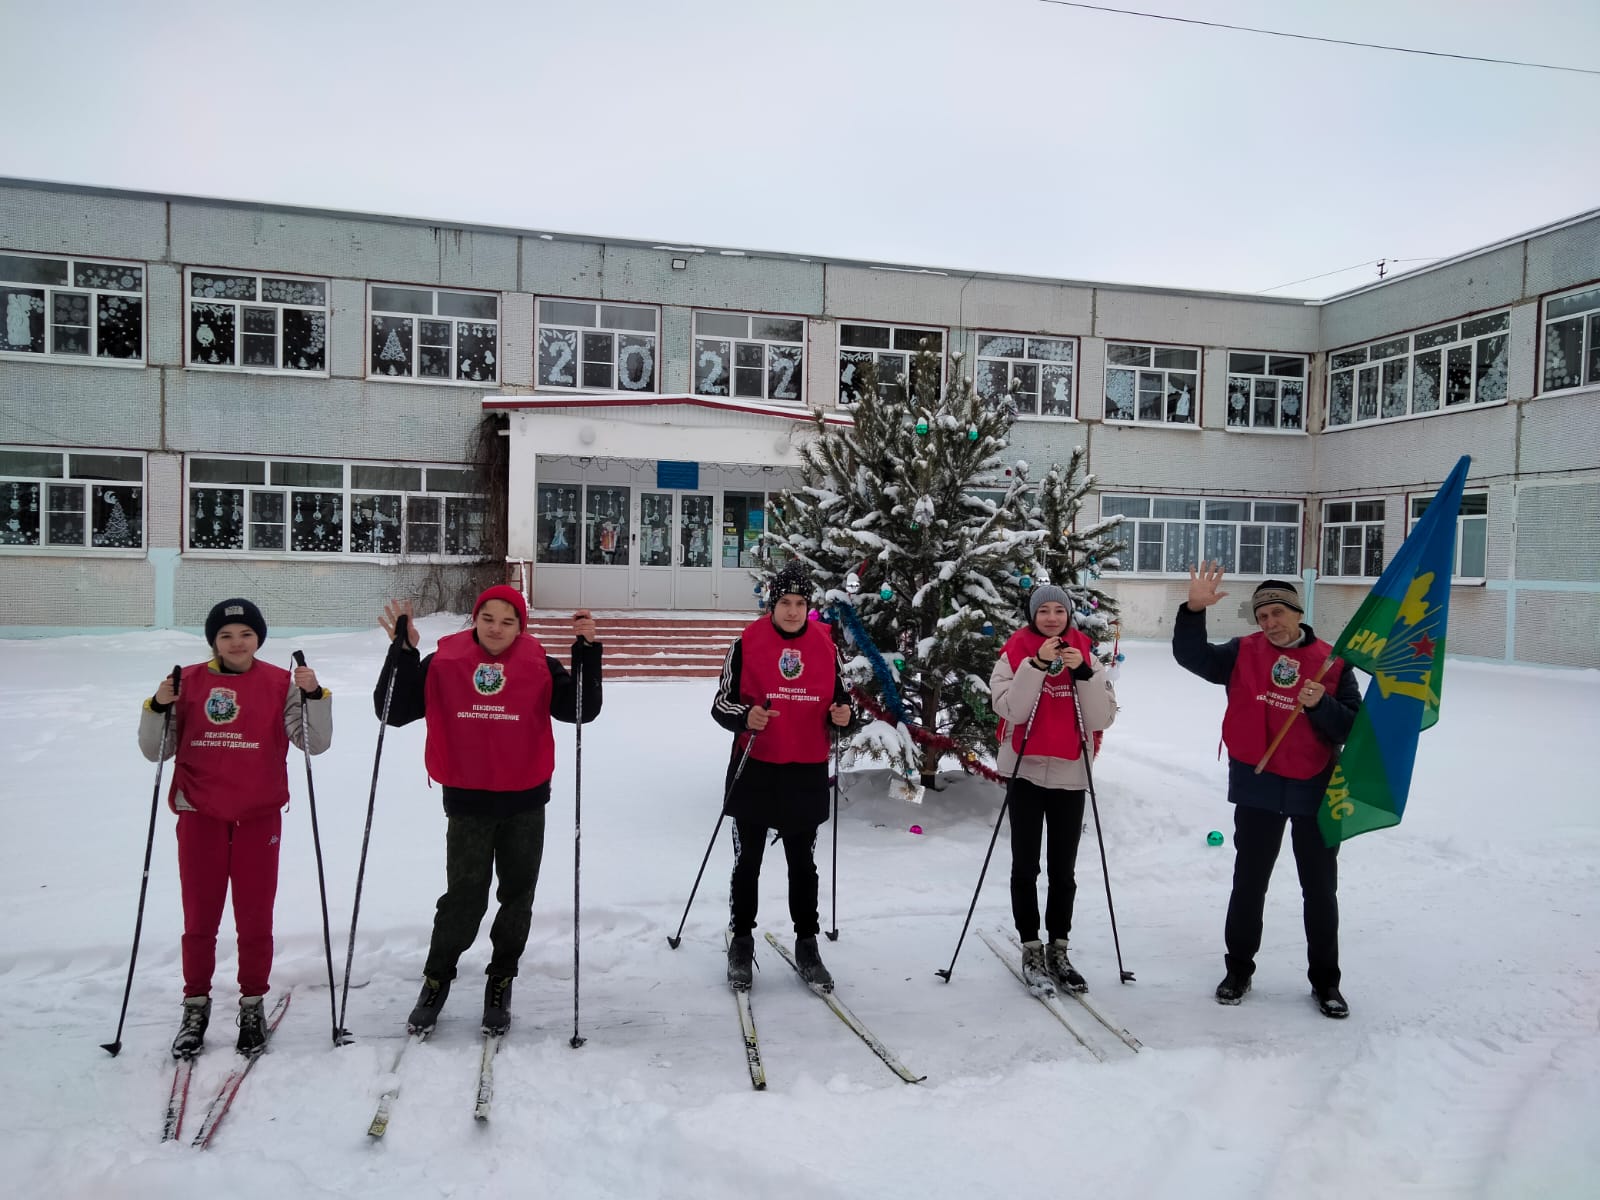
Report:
1,178,1596,668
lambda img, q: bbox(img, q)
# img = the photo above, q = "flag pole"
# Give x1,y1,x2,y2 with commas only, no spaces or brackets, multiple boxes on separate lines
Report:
1253,655,1341,775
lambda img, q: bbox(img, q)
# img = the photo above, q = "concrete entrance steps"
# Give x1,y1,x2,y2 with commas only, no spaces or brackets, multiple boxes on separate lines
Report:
525,612,751,681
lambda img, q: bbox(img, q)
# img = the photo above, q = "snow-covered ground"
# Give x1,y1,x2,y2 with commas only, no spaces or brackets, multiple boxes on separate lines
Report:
1,618,1596,1199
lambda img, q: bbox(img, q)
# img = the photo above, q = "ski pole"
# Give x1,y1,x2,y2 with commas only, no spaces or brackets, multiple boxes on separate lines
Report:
666,726,759,949
292,650,346,1045
569,657,586,1049
103,664,182,1057
1067,671,1135,983
338,614,407,1040
936,680,1044,983
825,726,840,941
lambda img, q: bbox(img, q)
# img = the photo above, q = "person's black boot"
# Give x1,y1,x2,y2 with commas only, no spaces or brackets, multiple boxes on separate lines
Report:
236,995,267,1055
407,976,450,1034
482,976,513,1036
171,995,210,1059
1215,971,1252,1005
1314,985,1349,1019
794,936,834,993
1046,940,1088,993
727,933,755,990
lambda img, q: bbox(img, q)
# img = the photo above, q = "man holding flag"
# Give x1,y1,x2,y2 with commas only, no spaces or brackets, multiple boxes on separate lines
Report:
1173,570,1361,1018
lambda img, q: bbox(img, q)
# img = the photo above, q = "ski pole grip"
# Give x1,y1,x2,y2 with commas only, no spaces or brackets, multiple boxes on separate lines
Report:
292,650,314,699
169,664,182,698
392,613,410,647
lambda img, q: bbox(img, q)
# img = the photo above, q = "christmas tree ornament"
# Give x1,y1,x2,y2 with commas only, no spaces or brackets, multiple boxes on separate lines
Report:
968,426,979,441
981,622,994,636
915,418,929,435
879,585,894,600
845,571,861,594
1207,830,1225,847
908,825,923,835
892,655,905,670
808,608,819,621
1019,575,1033,589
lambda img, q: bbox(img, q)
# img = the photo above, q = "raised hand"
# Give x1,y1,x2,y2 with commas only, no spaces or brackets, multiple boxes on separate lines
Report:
1187,561,1229,611
379,599,419,647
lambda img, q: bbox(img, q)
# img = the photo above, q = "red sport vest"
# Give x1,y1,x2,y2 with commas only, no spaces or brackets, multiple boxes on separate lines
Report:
995,626,1095,760
170,660,291,821
739,618,835,765
423,629,556,791
1222,632,1346,779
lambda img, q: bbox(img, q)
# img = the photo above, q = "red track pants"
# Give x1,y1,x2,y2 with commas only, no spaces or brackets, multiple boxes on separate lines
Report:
175,807,283,998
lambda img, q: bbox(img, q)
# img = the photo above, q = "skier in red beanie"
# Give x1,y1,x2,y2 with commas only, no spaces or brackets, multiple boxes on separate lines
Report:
376,588,601,1036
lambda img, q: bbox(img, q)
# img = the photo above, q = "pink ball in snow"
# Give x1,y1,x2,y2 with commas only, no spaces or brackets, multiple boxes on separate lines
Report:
909,824,923,835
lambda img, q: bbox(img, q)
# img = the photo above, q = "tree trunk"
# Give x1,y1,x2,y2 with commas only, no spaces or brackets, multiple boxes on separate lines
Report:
917,671,941,788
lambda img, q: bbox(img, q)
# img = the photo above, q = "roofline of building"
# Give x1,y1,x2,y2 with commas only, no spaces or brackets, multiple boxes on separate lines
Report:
1317,206,1600,304
0,174,1318,308
482,393,854,426
6,175,1596,313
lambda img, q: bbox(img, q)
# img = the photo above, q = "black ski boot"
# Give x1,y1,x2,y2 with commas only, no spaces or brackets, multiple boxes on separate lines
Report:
482,976,513,1035
236,995,267,1055
1020,940,1054,995
407,975,450,1034
1046,940,1088,993
794,936,834,993
727,933,755,990
1314,985,1349,1019
1215,971,1251,1005
171,995,210,1059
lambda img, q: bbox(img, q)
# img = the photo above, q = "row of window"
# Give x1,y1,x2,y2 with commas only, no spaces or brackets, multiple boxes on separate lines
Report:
1,446,1484,583
0,448,485,558
9,252,1597,429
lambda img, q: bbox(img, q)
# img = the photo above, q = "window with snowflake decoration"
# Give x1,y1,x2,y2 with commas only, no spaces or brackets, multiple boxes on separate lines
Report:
1326,312,1509,429
837,322,945,407
368,285,498,383
187,269,328,374
536,299,659,393
1099,493,1299,576
1103,342,1199,426
0,253,144,362
692,311,805,403
974,333,1077,419
1225,352,1307,432
0,448,145,550
186,456,486,557
1540,283,1600,394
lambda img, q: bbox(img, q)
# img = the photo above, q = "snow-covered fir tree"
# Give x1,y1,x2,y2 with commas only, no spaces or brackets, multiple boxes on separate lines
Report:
764,345,1123,790
1023,446,1124,647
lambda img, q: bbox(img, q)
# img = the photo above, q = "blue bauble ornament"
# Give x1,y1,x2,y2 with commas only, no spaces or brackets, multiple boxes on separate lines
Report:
880,586,894,600
1019,575,1033,589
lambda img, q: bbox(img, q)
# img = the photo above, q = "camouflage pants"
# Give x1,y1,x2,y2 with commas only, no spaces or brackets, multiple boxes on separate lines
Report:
423,806,546,981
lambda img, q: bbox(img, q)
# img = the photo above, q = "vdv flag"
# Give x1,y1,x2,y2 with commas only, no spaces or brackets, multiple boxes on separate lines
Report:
1318,455,1470,847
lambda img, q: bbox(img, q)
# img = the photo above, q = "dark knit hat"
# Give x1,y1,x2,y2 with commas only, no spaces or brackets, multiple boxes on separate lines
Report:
473,584,528,630
1252,579,1303,615
767,561,813,604
205,598,267,648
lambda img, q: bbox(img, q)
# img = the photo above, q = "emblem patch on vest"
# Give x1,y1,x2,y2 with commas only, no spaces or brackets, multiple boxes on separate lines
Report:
473,663,507,696
778,648,803,680
204,688,240,725
1270,655,1301,688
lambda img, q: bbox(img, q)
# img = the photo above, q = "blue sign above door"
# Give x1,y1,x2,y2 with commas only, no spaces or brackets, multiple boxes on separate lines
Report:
656,461,700,489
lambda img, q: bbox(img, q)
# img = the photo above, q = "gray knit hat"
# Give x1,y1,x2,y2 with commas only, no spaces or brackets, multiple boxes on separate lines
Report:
1027,584,1072,622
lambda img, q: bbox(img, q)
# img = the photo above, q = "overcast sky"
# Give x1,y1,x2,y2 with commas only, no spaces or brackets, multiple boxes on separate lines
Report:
2,0,1596,298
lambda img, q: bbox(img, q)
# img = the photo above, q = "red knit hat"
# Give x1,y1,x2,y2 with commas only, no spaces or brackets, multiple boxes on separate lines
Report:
472,585,528,630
